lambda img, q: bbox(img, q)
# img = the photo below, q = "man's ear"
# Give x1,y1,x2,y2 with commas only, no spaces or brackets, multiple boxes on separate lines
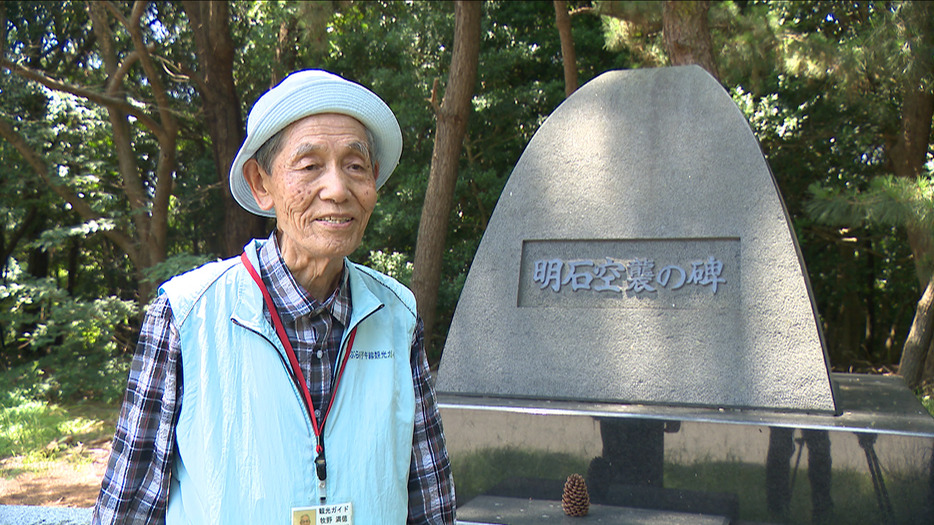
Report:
243,159,275,212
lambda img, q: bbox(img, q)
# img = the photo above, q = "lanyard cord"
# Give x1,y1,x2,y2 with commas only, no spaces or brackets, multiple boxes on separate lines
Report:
240,252,357,459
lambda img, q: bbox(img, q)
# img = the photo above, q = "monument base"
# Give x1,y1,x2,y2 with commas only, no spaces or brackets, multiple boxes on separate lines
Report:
442,373,934,524
456,495,730,525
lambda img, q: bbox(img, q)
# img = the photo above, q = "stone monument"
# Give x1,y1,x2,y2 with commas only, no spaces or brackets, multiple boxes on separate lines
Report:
437,65,837,413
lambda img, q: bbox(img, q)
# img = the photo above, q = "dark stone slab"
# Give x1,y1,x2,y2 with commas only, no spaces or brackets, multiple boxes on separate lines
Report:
455,495,730,525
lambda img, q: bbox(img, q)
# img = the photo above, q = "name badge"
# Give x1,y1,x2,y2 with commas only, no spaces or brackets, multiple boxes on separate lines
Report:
291,502,353,525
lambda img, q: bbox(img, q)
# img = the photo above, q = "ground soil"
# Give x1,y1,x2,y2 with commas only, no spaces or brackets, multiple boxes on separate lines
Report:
0,440,110,508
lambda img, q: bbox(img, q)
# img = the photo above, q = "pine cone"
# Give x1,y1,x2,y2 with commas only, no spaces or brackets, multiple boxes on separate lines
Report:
562,473,590,517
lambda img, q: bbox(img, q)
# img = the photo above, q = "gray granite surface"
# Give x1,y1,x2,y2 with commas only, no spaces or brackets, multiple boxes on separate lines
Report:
438,65,836,412
0,506,90,525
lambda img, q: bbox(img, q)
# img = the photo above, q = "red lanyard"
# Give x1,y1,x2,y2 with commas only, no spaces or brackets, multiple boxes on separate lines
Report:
241,252,356,490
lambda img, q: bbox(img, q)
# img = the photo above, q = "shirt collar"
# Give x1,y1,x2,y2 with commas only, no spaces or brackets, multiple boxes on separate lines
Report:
258,231,352,327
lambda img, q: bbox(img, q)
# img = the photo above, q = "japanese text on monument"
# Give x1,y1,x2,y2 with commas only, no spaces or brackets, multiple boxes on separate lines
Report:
519,238,740,309
533,255,726,294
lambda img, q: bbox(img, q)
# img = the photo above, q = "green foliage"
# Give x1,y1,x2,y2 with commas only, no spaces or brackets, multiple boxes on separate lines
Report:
365,250,414,287
720,2,928,371
0,264,137,403
27,219,117,252
919,381,934,417
599,1,667,67
807,176,934,237
141,253,218,289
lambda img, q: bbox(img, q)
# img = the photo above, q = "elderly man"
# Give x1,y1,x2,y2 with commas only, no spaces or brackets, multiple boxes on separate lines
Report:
94,70,456,524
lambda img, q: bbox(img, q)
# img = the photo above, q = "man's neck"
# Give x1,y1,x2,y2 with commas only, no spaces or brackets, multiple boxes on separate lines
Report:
276,237,344,302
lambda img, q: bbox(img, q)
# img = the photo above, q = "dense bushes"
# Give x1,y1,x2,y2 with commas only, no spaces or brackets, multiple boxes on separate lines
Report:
0,270,137,404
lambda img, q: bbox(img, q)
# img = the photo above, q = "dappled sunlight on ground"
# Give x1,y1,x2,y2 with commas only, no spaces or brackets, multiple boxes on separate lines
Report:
0,440,109,507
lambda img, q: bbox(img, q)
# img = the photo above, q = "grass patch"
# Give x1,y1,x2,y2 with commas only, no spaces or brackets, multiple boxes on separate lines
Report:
919,384,934,418
0,389,116,473
922,395,934,418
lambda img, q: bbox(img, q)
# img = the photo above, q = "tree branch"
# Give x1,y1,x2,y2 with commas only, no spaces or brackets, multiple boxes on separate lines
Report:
153,54,195,86
0,115,139,265
0,58,162,133
101,0,132,30
597,2,664,34
88,1,118,76
87,1,151,254
124,1,178,143
427,78,441,115
554,0,579,97
122,2,176,258
106,49,142,95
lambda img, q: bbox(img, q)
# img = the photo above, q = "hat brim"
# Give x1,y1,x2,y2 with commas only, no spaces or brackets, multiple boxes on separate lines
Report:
229,71,403,217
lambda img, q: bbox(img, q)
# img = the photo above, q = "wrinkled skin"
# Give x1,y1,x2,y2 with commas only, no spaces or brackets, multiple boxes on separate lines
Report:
243,113,378,300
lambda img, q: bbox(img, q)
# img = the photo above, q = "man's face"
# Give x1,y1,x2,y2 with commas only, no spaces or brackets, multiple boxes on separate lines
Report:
252,113,378,267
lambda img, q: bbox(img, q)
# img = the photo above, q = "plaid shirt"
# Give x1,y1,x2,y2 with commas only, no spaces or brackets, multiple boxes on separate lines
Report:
93,233,455,524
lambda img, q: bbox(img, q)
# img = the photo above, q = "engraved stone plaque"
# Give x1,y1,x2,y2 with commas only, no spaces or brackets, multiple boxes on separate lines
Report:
518,238,740,309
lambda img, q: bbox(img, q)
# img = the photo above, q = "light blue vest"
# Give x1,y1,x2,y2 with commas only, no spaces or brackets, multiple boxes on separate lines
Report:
160,240,416,524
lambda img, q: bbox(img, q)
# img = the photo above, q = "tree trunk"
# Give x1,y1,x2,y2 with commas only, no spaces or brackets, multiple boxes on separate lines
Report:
892,88,934,387
889,2,934,387
554,0,578,97
411,0,481,351
662,1,719,81
834,244,867,363
89,1,179,299
900,278,934,387
272,17,299,87
922,326,934,386
183,0,265,257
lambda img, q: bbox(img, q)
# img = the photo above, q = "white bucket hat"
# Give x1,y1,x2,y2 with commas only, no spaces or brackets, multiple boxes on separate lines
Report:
229,69,403,217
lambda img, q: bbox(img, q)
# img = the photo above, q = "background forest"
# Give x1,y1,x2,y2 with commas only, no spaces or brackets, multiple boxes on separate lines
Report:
1,0,934,419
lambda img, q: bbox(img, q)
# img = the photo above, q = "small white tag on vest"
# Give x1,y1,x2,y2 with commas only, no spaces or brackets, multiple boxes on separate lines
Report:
291,502,353,525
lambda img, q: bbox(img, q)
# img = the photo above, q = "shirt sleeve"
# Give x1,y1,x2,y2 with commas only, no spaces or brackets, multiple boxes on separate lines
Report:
93,294,181,524
406,317,457,524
